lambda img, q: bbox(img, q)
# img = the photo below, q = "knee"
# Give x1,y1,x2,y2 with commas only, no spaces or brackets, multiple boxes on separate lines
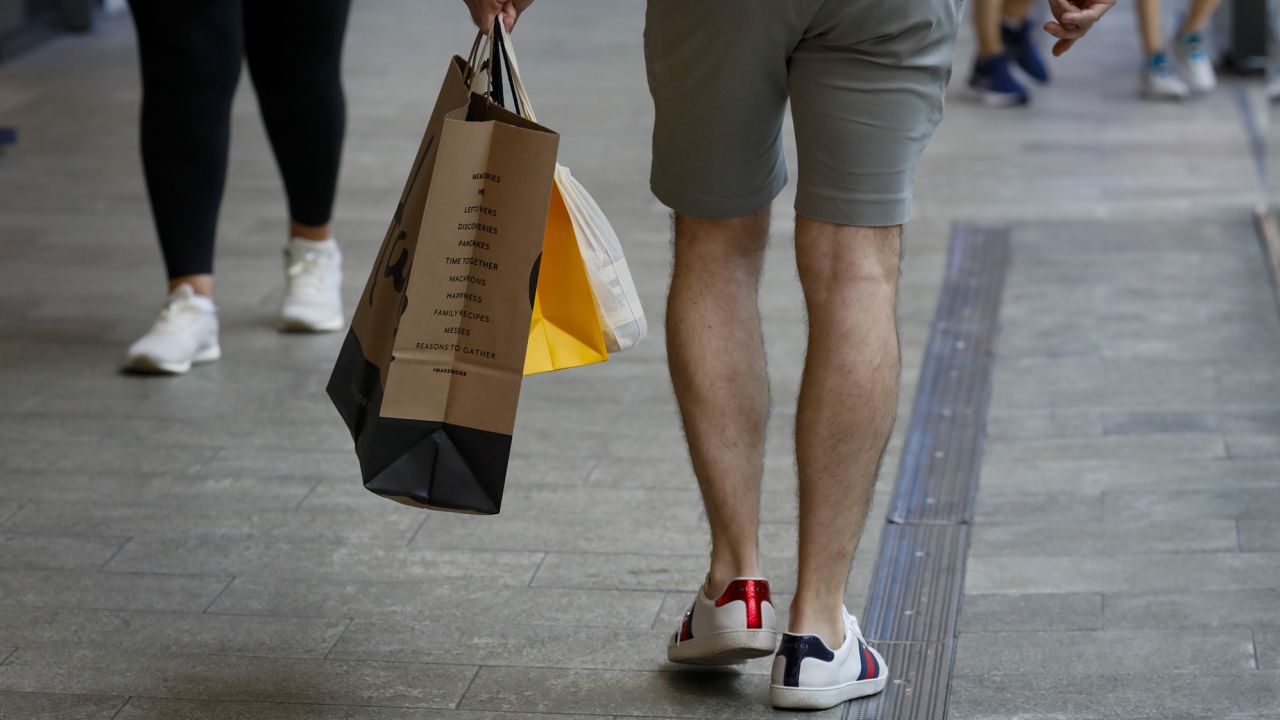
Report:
673,210,770,274
796,220,901,299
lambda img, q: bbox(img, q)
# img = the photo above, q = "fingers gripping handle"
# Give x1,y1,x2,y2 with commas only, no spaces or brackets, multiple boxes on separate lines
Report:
463,19,536,121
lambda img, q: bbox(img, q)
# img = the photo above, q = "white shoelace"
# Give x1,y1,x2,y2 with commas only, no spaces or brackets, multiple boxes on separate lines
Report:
152,296,210,335
286,251,335,298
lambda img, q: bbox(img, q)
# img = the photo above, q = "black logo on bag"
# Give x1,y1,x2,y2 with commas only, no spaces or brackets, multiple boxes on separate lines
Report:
528,253,541,308
367,136,434,308
383,231,410,293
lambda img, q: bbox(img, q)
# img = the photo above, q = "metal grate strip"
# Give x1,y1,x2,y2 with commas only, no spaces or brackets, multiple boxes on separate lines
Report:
845,224,1010,720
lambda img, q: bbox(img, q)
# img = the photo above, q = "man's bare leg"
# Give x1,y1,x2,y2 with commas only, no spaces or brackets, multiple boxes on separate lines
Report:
788,217,901,648
667,210,771,594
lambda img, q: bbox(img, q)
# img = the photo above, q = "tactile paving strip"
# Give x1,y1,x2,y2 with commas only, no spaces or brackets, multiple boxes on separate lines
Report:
846,225,1009,720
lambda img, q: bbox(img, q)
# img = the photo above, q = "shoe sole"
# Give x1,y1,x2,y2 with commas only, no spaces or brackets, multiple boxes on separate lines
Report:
278,316,345,334
667,630,778,666
971,88,1028,107
123,344,221,376
769,674,888,710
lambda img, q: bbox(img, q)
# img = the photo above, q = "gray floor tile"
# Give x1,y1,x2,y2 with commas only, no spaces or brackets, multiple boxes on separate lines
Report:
984,410,1103,441
1104,589,1280,629
408,487,708,555
0,647,476,708
954,628,1257,675
460,666,843,719
329,620,697,672
6,502,424,544
959,593,1103,632
1228,434,1280,459
1100,410,1222,436
0,533,125,571
0,569,228,612
0,691,127,720
983,433,1226,464
0,472,317,510
1104,487,1280,522
968,518,1239,556
965,553,1280,595
1258,627,1279,671
973,490,1102,525
116,697,607,719
949,672,1280,719
105,537,544,583
979,457,1280,494
530,553,721,593
0,606,347,658
209,576,666,628
1240,520,1280,552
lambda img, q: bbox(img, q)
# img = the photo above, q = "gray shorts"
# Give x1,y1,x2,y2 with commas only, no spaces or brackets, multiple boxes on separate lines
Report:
644,0,960,227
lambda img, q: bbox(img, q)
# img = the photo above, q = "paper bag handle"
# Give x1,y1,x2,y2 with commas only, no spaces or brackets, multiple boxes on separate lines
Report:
461,20,537,122
493,20,537,121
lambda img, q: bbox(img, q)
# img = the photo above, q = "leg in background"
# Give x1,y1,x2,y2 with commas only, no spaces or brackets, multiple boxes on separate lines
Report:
970,0,1032,103
243,0,352,241
974,0,1005,57
1002,0,1035,20
1180,0,1226,35
128,0,244,297
788,218,902,649
667,210,772,596
1137,0,1164,55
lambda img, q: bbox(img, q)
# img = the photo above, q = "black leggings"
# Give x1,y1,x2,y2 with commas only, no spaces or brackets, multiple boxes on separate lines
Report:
128,0,351,279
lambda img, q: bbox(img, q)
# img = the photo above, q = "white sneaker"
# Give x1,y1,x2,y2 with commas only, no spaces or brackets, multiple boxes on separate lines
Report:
1172,33,1217,93
770,607,888,710
667,578,778,665
1142,52,1191,100
123,284,221,375
279,237,344,333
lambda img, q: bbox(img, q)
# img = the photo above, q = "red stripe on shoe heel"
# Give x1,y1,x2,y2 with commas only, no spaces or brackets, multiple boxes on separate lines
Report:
713,579,771,630
862,644,878,680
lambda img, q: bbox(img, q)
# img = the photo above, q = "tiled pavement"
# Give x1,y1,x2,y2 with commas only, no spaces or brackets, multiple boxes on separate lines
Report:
0,2,1277,719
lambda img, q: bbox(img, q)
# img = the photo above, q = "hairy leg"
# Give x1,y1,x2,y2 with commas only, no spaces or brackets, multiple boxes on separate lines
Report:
788,217,901,648
667,210,771,594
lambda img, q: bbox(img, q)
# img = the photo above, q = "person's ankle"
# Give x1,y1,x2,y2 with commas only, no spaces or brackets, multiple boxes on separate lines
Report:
704,562,761,599
788,599,845,650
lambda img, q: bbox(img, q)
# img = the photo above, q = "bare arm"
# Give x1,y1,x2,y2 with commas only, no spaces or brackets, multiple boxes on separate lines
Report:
1044,0,1116,56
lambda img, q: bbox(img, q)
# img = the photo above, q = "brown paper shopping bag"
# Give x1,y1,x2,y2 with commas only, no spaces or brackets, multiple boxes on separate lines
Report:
327,31,559,514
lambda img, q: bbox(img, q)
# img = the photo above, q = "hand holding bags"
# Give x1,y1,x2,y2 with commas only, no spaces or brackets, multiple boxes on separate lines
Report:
327,26,558,515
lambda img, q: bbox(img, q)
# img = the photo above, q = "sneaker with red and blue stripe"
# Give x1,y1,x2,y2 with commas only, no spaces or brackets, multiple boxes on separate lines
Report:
667,577,778,665
769,606,888,710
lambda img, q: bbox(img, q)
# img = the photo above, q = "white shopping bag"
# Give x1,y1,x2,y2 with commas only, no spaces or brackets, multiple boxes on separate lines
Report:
554,164,647,352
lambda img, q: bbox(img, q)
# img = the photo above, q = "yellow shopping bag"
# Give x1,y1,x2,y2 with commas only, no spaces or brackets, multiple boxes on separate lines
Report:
523,178,609,375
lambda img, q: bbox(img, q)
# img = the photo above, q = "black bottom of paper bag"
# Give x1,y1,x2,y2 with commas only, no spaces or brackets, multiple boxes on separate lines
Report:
327,329,510,515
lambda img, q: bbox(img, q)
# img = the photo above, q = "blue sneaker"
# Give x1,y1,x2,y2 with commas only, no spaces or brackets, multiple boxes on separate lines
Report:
969,53,1030,107
1001,18,1050,83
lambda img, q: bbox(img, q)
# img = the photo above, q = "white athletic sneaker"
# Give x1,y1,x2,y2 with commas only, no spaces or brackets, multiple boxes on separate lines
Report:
1142,52,1191,100
279,237,344,332
123,284,221,375
770,607,888,710
667,578,778,665
1172,33,1217,93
